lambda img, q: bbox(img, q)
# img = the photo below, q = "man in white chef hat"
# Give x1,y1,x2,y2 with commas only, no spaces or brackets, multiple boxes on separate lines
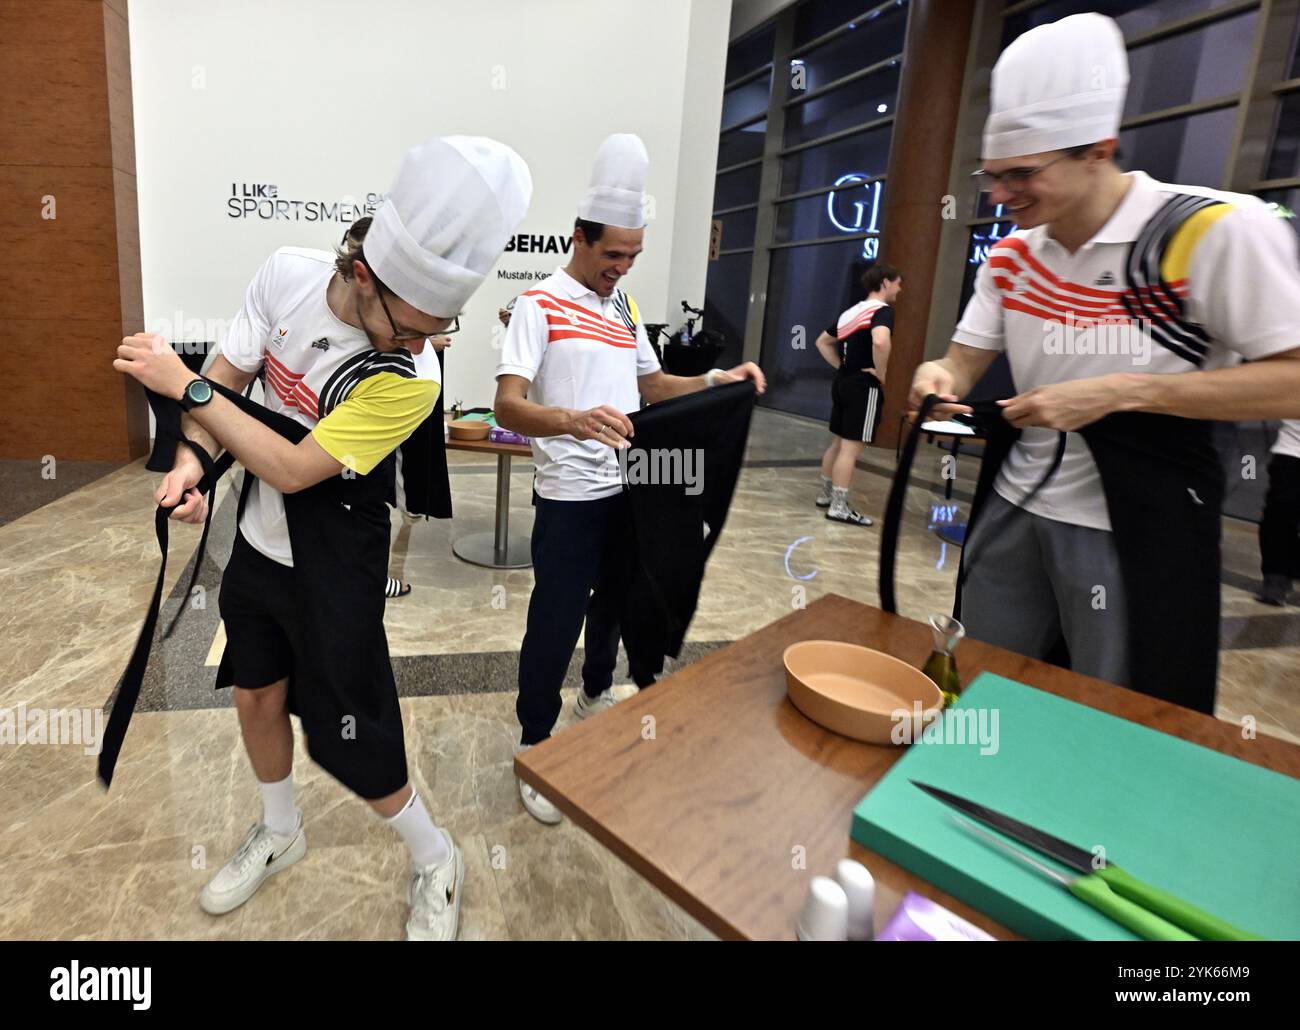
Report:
115,136,532,940
494,133,765,825
908,14,1300,711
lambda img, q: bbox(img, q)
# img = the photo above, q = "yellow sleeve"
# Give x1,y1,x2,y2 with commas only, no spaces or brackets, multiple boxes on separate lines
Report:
311,372,439,476
1160,203,1234,283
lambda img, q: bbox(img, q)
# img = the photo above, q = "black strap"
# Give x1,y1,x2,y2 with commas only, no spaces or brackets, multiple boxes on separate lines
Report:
878,394,1067,616
98,432,232,787
99,377,297,789
161,438,233,639
879,394,942,614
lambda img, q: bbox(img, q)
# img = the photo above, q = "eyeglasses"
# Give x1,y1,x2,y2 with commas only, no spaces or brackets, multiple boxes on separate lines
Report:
971,152,1070,192
360,258,459,342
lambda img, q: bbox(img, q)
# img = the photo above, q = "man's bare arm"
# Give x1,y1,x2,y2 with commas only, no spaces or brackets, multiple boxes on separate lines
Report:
814,331,840,372
1000,347,1300,430
908,342,1000,415
1122,349,1300,420
493,374,633,448
156,354,257,522
636,362,766,404
181,354,257,460
870,326,892,384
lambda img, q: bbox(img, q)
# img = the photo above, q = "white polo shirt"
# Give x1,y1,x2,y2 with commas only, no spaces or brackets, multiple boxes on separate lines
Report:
1273,420,1300,461
495,267,661,501
954,171,1300,530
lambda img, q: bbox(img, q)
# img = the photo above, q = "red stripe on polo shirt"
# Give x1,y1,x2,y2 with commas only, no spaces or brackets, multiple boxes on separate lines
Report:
263,369,300,408
992,276,1127,323
539,312,635,348
547,326,638,349
533,297,634,341
988,255,1129,315
526,290,635,342
992,238,1122,301
264,353,319,417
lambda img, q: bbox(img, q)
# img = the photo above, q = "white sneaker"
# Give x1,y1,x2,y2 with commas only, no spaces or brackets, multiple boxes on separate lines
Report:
406,829,464,941
199,814,306,915
574,686,621,719
516,745,562,825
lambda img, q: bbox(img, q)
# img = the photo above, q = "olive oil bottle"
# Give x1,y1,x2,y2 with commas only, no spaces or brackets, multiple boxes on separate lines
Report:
922,614,965,707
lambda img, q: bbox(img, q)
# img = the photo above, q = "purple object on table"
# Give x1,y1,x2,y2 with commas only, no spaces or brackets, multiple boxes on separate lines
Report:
876,891,996,941
489,427,529,445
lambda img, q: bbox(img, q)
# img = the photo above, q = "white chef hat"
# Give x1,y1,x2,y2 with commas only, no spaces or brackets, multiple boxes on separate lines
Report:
365,135,532,317
983,13,1129,161
577,133,649,229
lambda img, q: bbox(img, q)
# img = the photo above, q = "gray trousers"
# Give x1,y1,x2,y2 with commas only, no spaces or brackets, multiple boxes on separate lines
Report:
960,492,1131,686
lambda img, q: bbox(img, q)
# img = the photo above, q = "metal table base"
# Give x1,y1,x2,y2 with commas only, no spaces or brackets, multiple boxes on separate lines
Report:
451,452,532,569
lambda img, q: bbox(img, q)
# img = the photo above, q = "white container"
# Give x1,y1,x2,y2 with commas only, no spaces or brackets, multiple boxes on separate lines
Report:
835,859,876,941
796,876,849,941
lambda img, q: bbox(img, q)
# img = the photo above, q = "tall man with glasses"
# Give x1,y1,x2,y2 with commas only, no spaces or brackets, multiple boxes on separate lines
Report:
119,136,531,939
908,14,1300,712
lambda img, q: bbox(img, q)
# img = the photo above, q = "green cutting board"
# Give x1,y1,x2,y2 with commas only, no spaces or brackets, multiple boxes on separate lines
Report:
852,673,1300,940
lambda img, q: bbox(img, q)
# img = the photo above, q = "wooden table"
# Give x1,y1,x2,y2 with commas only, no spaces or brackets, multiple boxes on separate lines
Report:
445,435,533,569
515,594,1300,940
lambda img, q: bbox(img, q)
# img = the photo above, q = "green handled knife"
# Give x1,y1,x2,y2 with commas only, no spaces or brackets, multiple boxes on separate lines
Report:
912,780,1264,941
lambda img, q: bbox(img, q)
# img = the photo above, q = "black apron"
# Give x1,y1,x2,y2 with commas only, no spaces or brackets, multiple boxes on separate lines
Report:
881,396,1222,714
100,379,408,798
392,345,452,518
616,381,757,677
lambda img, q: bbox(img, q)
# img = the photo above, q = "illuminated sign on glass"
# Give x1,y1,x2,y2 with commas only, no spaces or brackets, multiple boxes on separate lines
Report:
826,173,881,260
969,203,1016,264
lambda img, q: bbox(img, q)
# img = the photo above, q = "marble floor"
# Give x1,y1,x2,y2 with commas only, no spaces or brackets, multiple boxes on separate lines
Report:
0,458,124,528
0,408,1296,940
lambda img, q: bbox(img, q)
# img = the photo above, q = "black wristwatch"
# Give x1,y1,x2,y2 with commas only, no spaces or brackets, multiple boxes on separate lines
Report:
178,378,214,411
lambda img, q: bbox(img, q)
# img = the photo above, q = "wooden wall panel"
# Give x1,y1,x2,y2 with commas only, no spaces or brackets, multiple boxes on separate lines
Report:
0,0,146,462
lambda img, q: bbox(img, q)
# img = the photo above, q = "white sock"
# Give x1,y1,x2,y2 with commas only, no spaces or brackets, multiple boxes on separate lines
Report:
818,473,833,495
829,485,850,515
260,773,299,836
387,789,450,869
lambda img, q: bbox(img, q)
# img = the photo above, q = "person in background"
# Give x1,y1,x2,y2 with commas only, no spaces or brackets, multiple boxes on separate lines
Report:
814,262,901,526
1258,419,1300,605
493,134,765,826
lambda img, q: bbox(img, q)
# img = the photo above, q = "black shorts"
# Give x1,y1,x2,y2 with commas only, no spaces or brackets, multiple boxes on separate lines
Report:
829,374,883,443
217,528,409,799
218,530,297,690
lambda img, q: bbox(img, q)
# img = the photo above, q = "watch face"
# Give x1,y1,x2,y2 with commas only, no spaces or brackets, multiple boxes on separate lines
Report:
187,380,213,404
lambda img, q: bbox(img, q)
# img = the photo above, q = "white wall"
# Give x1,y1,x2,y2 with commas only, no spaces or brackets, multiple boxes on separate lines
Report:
668,0,731,318
130,0,730,410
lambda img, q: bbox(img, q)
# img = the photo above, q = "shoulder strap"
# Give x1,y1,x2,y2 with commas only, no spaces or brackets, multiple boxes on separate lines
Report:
1121,194,1232,368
